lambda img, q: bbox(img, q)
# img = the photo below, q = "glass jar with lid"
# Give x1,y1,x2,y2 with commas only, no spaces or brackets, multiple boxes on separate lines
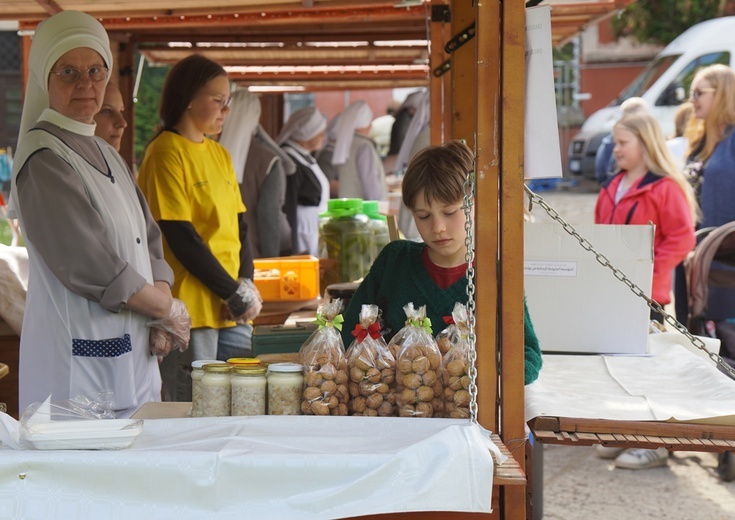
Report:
231,366,267,416
318,198,374,291
191,359,226,417
362,200,390,262
201,363,232,417
267,362,304,415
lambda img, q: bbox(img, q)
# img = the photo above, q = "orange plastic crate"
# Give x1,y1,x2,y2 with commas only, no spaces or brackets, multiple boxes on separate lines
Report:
253,255,320,302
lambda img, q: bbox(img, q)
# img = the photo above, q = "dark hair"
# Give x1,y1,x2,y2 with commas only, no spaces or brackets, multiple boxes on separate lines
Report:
401,140,474,210
157,54,227,133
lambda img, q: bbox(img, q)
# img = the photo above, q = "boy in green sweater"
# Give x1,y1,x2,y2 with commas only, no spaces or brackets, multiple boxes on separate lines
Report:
341,140,542,384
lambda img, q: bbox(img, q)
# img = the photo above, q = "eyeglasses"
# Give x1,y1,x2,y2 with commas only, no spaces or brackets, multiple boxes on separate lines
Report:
690,87,716,100
51,66,109,84
202,93,232,110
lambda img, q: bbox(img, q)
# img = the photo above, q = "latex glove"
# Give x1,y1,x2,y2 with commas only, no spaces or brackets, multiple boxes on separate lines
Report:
147,298,191,353
224,279,263,323
149,327,175,359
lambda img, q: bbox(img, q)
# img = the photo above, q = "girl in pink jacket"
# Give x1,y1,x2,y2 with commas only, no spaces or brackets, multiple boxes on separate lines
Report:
595,112,697,317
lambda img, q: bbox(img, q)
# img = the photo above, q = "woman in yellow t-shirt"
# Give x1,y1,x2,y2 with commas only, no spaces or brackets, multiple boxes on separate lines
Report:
138,55,262,402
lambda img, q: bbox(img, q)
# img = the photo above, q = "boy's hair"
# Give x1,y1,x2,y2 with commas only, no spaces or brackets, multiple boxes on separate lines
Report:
402,140,474,210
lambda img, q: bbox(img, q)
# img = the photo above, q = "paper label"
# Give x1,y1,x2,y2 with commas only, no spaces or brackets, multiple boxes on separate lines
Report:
524,260,577,277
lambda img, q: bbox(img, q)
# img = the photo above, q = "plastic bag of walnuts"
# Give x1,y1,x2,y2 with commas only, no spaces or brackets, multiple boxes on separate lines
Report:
439,303,473,419
298,299,349,416
345,304,396,416
389,303,444,418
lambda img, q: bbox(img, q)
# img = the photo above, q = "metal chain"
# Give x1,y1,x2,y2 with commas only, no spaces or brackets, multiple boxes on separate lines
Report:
463,169,479,423
525,185,735,380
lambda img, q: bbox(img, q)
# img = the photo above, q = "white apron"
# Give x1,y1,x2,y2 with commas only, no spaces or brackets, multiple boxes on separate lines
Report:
286,147,330,257
15,130,161,418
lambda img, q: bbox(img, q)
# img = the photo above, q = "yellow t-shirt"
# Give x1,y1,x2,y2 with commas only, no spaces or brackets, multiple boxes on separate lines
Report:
138,131,246,329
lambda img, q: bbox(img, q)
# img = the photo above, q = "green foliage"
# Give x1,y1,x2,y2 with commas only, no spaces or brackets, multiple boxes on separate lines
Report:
133,58,170,165
612,0,724,45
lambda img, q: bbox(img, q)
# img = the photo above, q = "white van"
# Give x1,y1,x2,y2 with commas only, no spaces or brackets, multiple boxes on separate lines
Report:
568,17,735,179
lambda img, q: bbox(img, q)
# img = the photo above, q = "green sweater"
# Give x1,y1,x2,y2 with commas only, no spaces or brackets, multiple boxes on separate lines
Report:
341,240,542,385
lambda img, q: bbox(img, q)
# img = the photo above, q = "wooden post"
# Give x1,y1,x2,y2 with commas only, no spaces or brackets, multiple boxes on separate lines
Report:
450,0,476,148
429,0,450,145
497,0,527,518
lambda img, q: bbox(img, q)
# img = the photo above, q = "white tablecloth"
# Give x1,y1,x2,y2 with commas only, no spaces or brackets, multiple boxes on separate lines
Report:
0,415,502,520
525,332,735,425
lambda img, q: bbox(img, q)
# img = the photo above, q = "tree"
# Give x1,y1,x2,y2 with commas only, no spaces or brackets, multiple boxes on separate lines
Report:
612,0,724,45
133,59,169,164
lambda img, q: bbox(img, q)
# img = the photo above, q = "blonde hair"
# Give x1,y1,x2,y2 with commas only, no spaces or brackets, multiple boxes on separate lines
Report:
615,112,699,222
673,101,693,138
686,64,735,161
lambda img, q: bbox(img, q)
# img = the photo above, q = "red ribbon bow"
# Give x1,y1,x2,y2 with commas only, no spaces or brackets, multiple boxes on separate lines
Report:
443,315,455,325
351,322,382,343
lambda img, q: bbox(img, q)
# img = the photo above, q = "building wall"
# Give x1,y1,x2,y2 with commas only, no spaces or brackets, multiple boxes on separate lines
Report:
579,61,648,116
314,89,395,122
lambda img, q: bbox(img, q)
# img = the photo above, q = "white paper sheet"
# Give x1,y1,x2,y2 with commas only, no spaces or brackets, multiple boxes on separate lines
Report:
525,333,735,424
0,416,502,520
524,5,562,180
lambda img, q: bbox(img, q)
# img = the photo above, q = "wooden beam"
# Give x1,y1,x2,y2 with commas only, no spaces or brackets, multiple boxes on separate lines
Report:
496,0,527,516
429,0,449,145
34,0,62,16
450,0,475,147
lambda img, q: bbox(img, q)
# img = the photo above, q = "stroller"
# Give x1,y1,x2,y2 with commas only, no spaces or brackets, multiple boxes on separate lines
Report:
684,220,735,482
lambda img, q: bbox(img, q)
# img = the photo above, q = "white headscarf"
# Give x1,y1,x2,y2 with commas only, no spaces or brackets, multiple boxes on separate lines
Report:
331,100,373,165
9,10,112,216
17,11,112,151
219,89,262,184
276,106,327,145
395,90,430,173
398,90,424,113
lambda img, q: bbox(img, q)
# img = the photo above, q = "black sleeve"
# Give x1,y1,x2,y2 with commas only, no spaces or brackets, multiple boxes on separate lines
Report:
256,169,283,258
284,172,299,252
158,220,239,300
238,213,254,280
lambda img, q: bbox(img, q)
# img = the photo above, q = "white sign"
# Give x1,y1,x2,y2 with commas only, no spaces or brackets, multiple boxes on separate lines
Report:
524,5,563,180
524,260,578,277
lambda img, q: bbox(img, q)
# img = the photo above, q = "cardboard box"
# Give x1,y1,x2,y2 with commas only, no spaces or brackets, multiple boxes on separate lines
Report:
524,223,654,355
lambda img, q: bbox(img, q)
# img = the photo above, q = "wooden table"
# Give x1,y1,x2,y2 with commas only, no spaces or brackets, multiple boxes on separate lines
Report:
528,416,735,452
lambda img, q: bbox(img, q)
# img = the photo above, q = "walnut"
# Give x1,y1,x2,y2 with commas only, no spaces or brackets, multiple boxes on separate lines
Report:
377,401,393,416
380,368,395,384
303,386,322,402
416,385,434,403
354,356,372,372
447,359,467,377
397,358,413,374
400,387,417,404
365,367,381,384
320,380,337,396
454,389,471,407
352,395,367,413
311,400,330,415
415,402,433,417
422,370,436,387
366,393,384,410
411,356,430,375
335,369,348,385
403,372,422,390
399,404,416,417
320,363,336,381
350,366,365,383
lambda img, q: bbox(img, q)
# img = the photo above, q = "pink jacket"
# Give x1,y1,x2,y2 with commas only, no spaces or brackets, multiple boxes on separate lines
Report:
595,172,695,305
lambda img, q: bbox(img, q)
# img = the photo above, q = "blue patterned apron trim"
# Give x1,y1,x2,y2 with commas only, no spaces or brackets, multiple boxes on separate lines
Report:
72,334,132,357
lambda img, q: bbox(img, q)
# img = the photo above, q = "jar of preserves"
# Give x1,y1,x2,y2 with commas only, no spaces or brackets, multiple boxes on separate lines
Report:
231,366,267,416
318,198,374,290
267,362,304,415
191,359,226,417
201,363,232,417
362,200,390,262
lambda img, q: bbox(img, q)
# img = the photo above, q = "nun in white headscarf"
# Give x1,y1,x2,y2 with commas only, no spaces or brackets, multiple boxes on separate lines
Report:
219,89,295,258
277,106,330,256
9,11,187,418
328,100,387,201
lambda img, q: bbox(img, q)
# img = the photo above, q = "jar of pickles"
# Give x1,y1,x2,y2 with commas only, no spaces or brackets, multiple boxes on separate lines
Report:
231,367,267,416
362,200,390,262
191,359,226,417
267,362,304,415
319,198,374,290
201,363,232,417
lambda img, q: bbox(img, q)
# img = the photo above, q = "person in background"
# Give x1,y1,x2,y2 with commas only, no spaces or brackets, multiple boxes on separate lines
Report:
678,64,735,324
595,112,697,469
94,82,128,152
277,106,330,257
387,90,424,157
9,11,189,418
341,141,542,386
138,54,262,402
328,100,387,201
666,101,693,172
594,97,649,184
219,89,295,258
